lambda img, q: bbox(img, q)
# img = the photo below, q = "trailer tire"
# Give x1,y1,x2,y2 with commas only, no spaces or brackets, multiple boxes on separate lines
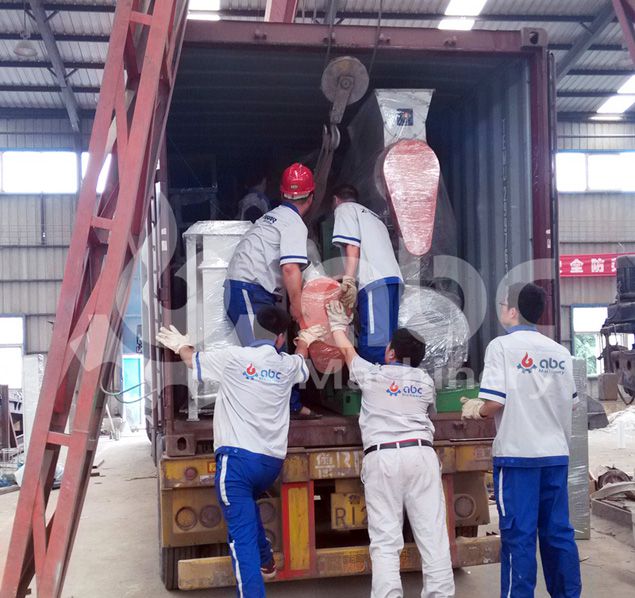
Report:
160,545,198,590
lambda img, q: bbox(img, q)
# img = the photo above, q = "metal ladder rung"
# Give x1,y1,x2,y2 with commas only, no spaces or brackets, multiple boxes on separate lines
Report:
130,11,153,27
47,432,71,447
91,216,114,231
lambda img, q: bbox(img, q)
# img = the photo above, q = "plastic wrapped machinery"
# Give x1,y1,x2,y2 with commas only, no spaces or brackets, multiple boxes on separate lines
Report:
336,89,458,279
398,285,469,375
569,358,591,540
184,220,252,418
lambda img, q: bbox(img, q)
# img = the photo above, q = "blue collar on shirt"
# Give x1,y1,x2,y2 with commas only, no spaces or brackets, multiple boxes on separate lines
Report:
387,361,408,367
280,201,299,214
506,324,537,334
249,339,276,349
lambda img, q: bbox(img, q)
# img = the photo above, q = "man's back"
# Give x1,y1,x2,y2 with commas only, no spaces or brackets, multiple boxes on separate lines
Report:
227,203,309,295
332,202,402,289
350,356,435,450
480,328,578,464
196,343,308,459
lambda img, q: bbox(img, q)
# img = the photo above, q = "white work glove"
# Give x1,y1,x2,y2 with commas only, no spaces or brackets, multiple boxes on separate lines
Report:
156,325,192,355
460,397,484,420
294,324,327,347
326,301,353,332
339,276,358,310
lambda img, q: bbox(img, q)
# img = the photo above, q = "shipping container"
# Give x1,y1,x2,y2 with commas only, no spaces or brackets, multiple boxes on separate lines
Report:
146,19,557,590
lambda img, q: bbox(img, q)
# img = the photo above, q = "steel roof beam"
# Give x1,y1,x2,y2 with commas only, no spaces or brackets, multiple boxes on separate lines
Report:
0,32,109,42
556,2,617,81
224,8,603,23
549,42,624,51
0,2,114,12
557,90,620,98
0,59,104,69
0,83,99,92
27,0,83,132
565,67,634,75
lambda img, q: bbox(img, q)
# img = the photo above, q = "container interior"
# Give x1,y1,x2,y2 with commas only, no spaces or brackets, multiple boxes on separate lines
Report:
166,43,536,369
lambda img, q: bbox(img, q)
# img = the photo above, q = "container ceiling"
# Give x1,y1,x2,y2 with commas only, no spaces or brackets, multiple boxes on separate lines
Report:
168,44,516,155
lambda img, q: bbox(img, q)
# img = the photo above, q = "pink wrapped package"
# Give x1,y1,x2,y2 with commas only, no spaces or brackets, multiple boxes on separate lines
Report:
382,139,440,256
301,277,346,374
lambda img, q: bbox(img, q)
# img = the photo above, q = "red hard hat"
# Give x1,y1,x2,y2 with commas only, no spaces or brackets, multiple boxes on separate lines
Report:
280,163,315,199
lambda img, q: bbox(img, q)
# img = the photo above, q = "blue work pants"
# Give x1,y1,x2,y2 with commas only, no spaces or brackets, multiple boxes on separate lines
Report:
215,446,283,598
494,464,582,598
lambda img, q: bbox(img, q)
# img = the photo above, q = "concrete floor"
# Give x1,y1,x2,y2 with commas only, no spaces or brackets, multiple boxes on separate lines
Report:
1,431,634,597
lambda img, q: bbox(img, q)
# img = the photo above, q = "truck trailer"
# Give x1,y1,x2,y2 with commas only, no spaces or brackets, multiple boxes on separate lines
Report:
145,18,558,591
1,5,562,595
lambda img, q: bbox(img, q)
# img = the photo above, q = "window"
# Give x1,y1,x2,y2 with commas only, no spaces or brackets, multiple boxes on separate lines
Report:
1,151,77,193
0,316,24,389
0,151,113,194
556,151,635,193
555,153,586,192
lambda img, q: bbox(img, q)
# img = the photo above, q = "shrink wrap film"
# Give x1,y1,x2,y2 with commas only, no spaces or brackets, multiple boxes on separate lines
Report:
569,358,590,540
398,285,469,375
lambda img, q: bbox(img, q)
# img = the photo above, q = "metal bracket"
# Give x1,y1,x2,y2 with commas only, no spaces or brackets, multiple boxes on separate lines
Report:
310,56,369,217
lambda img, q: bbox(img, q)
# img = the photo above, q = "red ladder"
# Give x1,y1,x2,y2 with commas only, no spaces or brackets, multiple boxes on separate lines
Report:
612,0,635,65
0,2,187,596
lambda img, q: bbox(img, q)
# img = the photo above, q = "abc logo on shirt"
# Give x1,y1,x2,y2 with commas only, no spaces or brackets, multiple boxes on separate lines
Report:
386,382,424,398
517,353,565,375
242,363,282,383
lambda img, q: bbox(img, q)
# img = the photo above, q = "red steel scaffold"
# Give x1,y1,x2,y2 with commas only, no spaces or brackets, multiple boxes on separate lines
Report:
0,1,187,596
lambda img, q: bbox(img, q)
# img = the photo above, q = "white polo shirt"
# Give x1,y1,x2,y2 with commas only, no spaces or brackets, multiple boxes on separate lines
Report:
478,326,579,466
227,203,310,295
332,202,403,290
350,356,435,450
195,341,309,459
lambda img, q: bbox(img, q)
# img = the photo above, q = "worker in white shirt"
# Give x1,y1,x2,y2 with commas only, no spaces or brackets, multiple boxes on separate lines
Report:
156,307,325,598
331,184,403,364
461,283,581,598
326,300,455,598
226,162,319,419
237,171,273,223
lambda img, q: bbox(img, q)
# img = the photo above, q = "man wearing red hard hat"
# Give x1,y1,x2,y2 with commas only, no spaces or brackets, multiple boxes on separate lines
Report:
225,162,320,419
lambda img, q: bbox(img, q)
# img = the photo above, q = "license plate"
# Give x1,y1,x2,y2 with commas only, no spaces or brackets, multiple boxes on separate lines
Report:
331,493,367,530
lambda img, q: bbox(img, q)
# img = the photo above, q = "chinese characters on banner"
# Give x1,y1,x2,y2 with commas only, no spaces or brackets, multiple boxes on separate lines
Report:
559,253,621,277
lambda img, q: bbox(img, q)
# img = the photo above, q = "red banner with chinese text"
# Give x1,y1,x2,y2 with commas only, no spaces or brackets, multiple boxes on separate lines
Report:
559,253,621,278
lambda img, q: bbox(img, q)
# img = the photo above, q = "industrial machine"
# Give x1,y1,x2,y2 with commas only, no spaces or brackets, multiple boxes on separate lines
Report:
601,255,635,405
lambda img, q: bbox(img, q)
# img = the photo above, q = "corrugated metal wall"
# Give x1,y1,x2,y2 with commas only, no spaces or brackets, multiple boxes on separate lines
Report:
444,57,533,369
560,194,635,242
0,194,74,353
558,121,635,151
0,117,92,149
557,121,635,350
0,118,89,353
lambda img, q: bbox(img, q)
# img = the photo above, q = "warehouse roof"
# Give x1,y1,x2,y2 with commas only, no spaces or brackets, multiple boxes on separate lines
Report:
0,1,632,123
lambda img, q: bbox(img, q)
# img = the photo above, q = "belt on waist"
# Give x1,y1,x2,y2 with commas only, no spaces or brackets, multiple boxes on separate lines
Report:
364,438,433,456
